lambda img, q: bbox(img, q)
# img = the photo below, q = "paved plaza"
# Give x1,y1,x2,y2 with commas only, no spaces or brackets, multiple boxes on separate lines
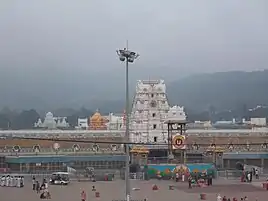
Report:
0,179,268,201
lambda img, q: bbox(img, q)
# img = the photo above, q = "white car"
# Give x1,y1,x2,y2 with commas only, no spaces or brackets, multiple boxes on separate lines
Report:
49,172,70,185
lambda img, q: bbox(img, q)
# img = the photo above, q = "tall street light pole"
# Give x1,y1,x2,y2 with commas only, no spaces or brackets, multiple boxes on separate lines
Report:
116,44,139,201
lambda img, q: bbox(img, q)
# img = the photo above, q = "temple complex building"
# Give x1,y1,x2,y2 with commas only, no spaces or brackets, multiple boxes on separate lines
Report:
76,112,124,130
2,79,268,172
103,113,124,130
0,130,125,172
130,80,186,143
34,112,69,129
0,129,268,171
77,118,89,129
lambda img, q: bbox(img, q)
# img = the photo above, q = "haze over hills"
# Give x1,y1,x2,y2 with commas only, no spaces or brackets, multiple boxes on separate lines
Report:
167,70,268,112
0,65,186,111
1,70,268,113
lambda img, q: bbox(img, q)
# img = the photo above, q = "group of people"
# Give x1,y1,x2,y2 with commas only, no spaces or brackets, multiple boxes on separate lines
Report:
32,177,51,199
175,172,186,182
217,194,249,201
241,168,259,183
80,186,97,201
0,175,24,187
188,173,213,188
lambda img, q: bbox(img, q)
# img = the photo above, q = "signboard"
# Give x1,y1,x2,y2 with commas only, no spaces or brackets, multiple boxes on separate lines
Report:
172,135,186,150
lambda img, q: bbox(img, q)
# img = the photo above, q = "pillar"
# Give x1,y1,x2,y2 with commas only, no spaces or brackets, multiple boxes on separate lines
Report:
183,151,187,164
261,158,264,168
180,151,184,164
213,152,216,164
227,159,230,169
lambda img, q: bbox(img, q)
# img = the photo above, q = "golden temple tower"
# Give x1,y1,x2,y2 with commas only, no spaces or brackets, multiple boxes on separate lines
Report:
89,110,108,130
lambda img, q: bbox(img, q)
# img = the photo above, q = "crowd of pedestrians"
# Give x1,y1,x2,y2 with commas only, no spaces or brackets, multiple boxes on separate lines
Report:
32,176,51,199
0,175,24,187
217,194,251,201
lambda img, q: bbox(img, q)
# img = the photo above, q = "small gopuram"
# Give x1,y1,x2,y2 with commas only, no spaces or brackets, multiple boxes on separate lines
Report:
130,145,149,165
164,108,188,164
89,110,108,130
205,143,225,167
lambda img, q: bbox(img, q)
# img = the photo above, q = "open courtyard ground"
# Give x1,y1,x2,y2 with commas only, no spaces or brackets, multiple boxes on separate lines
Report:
0,179,268,201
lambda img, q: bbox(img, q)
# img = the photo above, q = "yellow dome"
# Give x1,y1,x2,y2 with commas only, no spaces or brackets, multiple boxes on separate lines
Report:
90,112,103,121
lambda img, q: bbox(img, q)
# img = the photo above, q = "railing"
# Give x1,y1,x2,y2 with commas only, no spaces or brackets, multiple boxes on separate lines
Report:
0,148,125,155
129,172,144,180
120,171,145,180
217,170,243,179
0,130,125,137
147,156,207,164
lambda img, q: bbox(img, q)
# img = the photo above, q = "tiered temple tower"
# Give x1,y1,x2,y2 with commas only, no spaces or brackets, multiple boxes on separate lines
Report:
130,80,186,145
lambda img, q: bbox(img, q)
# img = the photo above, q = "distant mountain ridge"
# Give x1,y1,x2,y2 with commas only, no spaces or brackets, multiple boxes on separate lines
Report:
1,70,268,113
167,70,268,112
0,66,184,111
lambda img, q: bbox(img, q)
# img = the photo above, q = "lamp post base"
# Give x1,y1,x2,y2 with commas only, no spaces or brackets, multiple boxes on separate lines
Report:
126,194,130,201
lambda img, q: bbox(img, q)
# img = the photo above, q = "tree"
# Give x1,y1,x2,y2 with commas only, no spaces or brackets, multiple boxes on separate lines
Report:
0,114,10,129
12,109,40,129
76,107,93,118
67,107,93,128
66,115,79,128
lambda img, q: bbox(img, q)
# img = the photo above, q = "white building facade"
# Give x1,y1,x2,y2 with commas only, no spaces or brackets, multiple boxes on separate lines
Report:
77,118,89,129
130,80,186,143
104,113,124,130
34,112,69,129
250,118,267,126
76,113,124,130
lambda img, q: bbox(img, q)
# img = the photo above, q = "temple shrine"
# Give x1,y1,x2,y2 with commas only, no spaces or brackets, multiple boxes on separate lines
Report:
130,146,149,165
89,110,108,130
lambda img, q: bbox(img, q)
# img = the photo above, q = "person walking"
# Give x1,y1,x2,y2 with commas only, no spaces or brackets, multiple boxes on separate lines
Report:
32,176,36,190
81,190,87,201
188,176,192,189
255,169,259,179
36,181,40,193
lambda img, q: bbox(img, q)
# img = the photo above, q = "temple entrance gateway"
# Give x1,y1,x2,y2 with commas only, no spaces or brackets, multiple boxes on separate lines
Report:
165,119,188,163
130,146,149,166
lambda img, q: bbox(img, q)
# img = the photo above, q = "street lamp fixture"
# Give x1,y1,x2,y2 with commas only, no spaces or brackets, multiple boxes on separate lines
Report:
116,48,139,62
116,45,139,201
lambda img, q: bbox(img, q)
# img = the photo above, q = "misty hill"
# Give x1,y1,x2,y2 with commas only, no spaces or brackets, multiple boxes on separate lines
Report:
0,65,185,112
1,69,268,113
167,70,268,112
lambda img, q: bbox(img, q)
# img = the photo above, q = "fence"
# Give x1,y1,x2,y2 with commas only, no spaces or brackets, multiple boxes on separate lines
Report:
1,171,145,182
217,168,268,179
119,171,145,180
147,156,214,165
216,170,243,179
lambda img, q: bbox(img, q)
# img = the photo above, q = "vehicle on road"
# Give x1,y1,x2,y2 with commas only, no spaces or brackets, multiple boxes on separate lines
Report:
49,172,70,185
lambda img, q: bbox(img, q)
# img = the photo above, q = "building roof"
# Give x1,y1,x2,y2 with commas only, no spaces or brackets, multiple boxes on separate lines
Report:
164,120,189,124
0,128,268,138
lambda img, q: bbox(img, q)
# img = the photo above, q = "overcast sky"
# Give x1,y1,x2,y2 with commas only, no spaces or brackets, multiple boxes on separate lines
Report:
0,0,268,109
1,0,268,75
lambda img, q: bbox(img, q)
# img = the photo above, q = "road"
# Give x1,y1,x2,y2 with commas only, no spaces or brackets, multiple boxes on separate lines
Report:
0,179,267,201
